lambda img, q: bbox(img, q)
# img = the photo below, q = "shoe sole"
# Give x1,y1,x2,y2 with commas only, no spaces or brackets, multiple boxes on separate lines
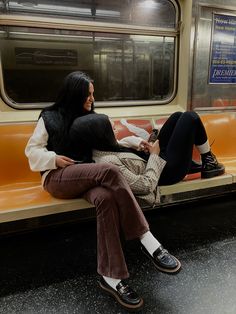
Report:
201,167,225,179
98,280,144,312
141,247,182,274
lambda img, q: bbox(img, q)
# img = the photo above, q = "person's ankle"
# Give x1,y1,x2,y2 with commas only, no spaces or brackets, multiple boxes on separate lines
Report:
140,231,161,256
103,276,121,290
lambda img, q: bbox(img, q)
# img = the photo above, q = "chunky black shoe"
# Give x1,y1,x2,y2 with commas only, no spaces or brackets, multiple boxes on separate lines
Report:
201,151,225,179
141,244,181,274
148,129,159,143
98,276,144,311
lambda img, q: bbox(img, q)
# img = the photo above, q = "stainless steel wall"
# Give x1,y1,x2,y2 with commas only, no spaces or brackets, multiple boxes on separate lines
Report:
190,0,236,110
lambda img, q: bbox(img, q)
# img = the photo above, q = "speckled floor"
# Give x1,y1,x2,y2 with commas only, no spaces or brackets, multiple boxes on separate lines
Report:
0,195,236,314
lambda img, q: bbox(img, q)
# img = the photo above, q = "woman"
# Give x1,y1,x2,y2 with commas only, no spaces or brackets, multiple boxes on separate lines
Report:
25,71,181,312
70,111,225,207
70,113,165,207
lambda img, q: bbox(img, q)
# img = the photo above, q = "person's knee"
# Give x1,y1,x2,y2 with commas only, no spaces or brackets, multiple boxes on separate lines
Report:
93,188,115,210
100,163,120,178
183,111,200,122
95,190,113,203
169,111,183,121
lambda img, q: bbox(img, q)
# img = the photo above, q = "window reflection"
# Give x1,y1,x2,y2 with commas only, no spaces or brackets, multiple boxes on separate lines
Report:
1,27,175,105
1,0,177,29
0,0,178,107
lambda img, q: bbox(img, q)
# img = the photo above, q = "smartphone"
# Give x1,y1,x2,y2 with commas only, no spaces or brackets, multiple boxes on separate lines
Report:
73,160,83,164
148,129,159,143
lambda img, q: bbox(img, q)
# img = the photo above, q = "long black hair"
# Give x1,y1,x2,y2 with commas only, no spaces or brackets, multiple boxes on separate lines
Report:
69,113,148,162
39,72,95,156
70,113,120,162
41,71,95,128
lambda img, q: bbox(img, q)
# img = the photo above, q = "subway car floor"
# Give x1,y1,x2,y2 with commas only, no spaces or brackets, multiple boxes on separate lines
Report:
0,194,236,314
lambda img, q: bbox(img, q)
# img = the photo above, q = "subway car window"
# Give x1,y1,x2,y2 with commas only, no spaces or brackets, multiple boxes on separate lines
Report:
1,0,177,29
0,0,179,108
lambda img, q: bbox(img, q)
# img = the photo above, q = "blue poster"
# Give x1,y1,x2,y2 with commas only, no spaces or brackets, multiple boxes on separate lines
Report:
209,14,236,84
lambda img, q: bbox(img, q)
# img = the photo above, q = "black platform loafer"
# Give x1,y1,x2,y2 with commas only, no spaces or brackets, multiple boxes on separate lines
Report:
98,276,144,311
141,244,181,274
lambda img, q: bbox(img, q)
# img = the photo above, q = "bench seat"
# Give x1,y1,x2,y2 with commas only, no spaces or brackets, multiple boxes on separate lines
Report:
1,112,236,224
160,173,233,196
0,183,92,223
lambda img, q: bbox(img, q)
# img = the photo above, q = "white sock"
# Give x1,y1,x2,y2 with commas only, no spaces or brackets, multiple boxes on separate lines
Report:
140,231,161,256
196,140,210,155
103,276,121,290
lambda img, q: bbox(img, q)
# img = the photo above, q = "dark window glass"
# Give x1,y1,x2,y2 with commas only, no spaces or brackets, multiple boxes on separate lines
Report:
1,0,177,29
0,26,175,106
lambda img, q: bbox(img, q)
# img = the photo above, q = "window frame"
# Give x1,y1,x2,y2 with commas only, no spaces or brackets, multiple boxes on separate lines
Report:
0,0,180,109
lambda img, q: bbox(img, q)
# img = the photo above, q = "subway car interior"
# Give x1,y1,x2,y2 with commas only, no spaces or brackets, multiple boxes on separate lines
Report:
0,0,236,313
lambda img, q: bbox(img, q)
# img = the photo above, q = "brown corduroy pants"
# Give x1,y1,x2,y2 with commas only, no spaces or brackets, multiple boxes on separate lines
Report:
44,163,149,279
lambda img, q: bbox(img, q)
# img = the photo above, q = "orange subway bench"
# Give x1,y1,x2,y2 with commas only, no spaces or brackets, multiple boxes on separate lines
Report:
156,113,236,201
0,122,93,223
0,113,236,224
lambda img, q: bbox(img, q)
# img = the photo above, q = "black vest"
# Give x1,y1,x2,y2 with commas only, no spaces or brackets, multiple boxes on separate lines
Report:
41,111,75,159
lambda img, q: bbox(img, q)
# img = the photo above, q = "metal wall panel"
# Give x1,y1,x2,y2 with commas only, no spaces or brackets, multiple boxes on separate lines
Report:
190,0,236,110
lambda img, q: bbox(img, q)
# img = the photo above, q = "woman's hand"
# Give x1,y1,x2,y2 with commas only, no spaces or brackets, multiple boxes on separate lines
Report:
148,140,160,155
56,155,75,168
138,140,152,153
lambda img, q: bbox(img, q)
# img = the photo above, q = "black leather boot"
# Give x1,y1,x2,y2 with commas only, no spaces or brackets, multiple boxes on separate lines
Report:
201,151,225,178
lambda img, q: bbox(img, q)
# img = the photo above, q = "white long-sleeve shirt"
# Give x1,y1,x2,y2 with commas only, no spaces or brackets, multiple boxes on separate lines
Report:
25,117,57,172
118,136,143,149
25,117,58,184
